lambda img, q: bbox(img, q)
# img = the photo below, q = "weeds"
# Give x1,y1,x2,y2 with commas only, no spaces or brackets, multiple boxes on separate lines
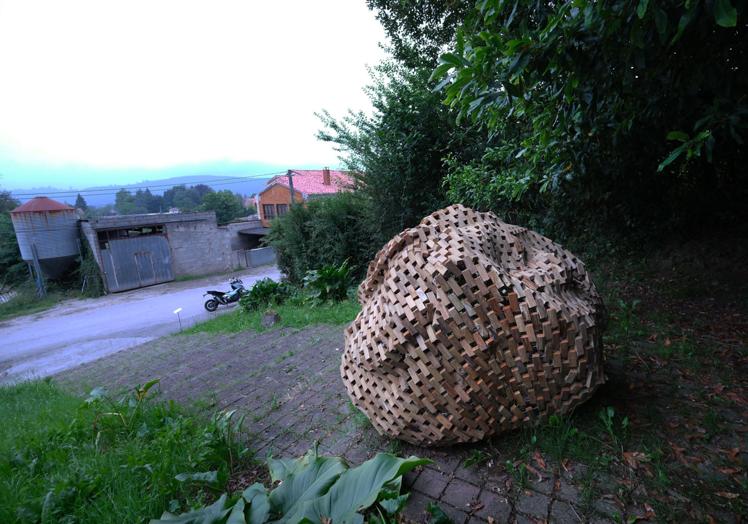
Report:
505,460,529,490
349,400,372,429
0,380,249,523
463,449,491,468
598,406,629,454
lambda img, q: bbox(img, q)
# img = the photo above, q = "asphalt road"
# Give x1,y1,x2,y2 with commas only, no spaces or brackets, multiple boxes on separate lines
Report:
0,266,281,384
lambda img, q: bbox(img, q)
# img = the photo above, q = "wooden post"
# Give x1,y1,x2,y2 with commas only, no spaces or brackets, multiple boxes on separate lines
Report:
287,170,296,206
31,243,46,298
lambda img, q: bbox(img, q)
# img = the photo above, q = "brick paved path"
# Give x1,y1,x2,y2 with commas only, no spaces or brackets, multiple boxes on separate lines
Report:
60,326,617,524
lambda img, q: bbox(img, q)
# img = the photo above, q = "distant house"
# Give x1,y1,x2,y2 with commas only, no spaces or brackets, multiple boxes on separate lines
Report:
257,168,353,227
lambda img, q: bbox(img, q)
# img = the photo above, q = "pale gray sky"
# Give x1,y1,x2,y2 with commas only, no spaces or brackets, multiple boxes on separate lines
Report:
0,0,386,188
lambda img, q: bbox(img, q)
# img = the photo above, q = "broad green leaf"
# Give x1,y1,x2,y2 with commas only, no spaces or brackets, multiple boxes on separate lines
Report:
175,471,219,485
242,484,270,524
657,144,688,171
269,454,347,519
150,494,231,524
713,0,737,27
285,453,430,524
379,493,409,515
666,131,689,142
636,0,649,19
226,498,246,524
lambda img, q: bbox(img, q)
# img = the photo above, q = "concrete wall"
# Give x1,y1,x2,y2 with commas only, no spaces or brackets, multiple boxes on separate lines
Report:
165,215,233,276
247,247,276,267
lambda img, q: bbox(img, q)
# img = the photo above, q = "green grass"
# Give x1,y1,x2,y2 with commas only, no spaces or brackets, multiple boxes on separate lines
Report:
183,299,361,335
0,290,69,322
0,379,247,523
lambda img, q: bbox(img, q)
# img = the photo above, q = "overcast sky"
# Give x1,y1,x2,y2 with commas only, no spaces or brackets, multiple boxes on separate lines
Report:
0,0,386,189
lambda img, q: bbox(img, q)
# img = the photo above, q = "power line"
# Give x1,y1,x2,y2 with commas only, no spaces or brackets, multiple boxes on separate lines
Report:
11,171,285,200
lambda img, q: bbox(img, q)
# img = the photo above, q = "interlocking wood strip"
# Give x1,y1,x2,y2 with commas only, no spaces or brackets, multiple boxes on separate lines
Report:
341,204,605,446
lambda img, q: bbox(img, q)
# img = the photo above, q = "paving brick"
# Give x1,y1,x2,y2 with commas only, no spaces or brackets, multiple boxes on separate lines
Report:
453,464,486,487
549,500,582,523
403,469,421,491
441,478,481,511
413,467,450,499
516,489,551,519
527,474,554,495
437,503,469,524
402,490,433,523
555,478,581,504
474,489,512,522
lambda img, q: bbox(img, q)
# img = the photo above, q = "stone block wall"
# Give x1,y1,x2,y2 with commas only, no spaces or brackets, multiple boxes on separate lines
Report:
166,217,233,276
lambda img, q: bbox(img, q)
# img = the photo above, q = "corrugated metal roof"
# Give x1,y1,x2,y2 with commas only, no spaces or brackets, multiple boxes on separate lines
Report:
11,196,74,214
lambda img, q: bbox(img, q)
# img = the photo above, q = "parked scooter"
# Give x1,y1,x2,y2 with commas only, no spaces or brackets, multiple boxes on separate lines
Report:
204,277,247,312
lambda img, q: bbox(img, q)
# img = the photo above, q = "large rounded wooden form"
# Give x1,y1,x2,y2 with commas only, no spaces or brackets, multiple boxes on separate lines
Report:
341,205,605,446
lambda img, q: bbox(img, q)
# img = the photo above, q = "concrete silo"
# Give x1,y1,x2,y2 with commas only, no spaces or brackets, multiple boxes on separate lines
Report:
10,196,80,279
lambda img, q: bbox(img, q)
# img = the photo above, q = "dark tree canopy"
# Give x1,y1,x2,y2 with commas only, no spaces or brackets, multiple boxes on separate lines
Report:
366,0,471,67
317,61,486,244
434,0,747,234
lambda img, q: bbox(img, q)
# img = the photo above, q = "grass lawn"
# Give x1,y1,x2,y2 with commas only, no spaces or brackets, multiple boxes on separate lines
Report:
183,298,361,335
0,290,70,322
0,379,248,524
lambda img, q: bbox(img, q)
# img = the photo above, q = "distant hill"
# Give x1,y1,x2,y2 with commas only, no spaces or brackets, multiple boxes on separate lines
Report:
11,175,275,207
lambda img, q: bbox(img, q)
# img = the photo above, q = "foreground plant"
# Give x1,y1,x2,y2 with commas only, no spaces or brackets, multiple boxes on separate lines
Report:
0,380,248,523
152,446,429,524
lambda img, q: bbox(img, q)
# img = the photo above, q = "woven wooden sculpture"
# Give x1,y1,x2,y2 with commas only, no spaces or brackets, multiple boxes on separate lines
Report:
341,204,605,446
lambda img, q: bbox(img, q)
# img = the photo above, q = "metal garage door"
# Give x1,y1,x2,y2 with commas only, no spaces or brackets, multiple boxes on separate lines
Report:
101,236,174,292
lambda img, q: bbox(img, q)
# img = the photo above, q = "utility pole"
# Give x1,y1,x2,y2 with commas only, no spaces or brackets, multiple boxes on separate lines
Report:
287,170,296,206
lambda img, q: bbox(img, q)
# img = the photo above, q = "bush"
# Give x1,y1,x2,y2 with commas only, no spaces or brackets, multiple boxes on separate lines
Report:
239,278,292,312
303,260,352,303
264,192,377,284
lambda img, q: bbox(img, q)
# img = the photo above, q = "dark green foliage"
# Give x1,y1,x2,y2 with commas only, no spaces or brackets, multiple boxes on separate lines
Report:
162,184,212,212
317,63,486,246
435,0,747,235
200,190,246,224
303,260,352,303
0,190,25,287
77,242,105,297
365,0,471,67
74,193,88,211
239,278,292,312
265,192,377,284
0,380,248,524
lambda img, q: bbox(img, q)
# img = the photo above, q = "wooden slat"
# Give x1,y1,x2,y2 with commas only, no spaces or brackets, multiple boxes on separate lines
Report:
341,204,605,446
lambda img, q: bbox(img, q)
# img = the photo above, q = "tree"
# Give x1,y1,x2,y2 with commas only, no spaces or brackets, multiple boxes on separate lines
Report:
265,192,377,283
435,0,747,234
317,60,487,246
0,190,19,213
0,190,24,286
200,190,245,224
114,189,139,215
74,193,88,211
366,0,471,68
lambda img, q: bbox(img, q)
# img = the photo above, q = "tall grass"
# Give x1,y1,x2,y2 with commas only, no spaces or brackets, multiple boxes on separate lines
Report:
0,380,247,523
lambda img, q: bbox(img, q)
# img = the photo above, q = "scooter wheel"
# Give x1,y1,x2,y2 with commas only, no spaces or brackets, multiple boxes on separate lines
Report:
204,299,219,312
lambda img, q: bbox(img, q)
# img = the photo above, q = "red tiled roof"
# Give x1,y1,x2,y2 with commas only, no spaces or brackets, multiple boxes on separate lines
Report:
263,170,354,196
11,196,75,213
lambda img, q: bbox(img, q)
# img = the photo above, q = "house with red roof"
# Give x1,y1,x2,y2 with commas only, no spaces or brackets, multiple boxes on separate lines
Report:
257,168,353,227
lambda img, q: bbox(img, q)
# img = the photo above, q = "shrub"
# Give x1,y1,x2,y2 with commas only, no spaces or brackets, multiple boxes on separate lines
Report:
303,260,352,303
152,446,429,523
264,192,377,284
239,278,292,312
